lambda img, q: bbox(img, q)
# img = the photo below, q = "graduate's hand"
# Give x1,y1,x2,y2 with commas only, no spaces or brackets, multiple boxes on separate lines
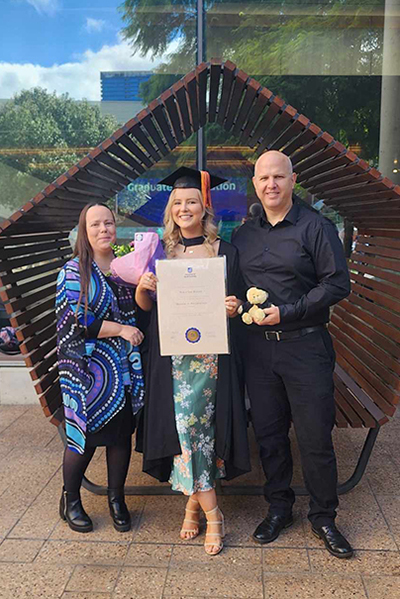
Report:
120,325,144,346
256,305,281,326
225,295,242,318
137,272,157,294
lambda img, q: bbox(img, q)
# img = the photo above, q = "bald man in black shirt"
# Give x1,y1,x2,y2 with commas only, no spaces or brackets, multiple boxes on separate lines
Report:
233,150,353,558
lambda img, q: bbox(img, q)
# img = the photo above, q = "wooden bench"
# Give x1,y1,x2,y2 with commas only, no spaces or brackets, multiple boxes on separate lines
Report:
0,60,399,496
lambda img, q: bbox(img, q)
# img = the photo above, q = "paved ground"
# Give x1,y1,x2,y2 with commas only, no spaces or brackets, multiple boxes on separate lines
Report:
0,404,400,598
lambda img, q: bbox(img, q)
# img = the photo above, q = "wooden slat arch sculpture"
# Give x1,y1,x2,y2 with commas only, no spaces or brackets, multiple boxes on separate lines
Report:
0,61,399,494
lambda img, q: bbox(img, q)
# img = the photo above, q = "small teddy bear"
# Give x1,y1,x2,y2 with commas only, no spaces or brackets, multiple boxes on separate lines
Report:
238,287,270,325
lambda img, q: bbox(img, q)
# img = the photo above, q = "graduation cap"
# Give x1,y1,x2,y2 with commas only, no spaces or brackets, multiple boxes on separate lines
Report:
159,167,226,209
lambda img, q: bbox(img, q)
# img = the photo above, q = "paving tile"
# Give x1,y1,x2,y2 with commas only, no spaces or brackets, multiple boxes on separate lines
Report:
366,458,400,495
9,471,63,539
50,491,145,542
164,545,263,598
0,538,44,562
263,573,367,598
309,548,400,576
363,576,400,599
0,563,73,598
124,543,172,567
114,566,168,598
135,496,202,546
215,496,306,548
375,495,400,547
263,547,310,572
66,565,120,593
62,594,111,599
36,539,129,565
0,405,57,448
0,405,30,434
305,493,398,551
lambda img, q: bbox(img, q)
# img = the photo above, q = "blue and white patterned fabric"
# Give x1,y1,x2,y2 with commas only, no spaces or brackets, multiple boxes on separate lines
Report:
56,257,144,454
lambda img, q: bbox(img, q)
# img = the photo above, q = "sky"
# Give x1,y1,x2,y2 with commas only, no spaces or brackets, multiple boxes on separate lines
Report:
0,0,175,100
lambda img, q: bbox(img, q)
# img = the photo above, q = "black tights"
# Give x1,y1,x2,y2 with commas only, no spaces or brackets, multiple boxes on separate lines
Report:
63,437,132,495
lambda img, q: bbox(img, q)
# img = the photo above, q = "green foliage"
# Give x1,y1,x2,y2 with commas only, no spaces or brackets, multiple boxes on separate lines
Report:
111,242,135,257
0,88,119,184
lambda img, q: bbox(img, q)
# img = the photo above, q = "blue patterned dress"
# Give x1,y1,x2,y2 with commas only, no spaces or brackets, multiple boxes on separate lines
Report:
56,258,145,454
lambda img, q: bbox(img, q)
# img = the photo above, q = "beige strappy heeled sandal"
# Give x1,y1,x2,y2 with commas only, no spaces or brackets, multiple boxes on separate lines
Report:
180,497,201,540
204,506,225,556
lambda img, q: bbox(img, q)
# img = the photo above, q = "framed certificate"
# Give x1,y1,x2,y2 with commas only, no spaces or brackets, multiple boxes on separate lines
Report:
156,256,229,356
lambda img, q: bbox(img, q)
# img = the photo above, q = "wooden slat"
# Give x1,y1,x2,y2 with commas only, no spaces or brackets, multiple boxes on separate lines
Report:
232,78,260,136
0,238,70,260
285,123,321,157
208,62,222,123
334,376,376,427
330,321,400,390
127,122,162,162
0,256,68,286
172,81,192,138
34,364,58,394
224,69,248,132
5,283,56,314
29,350,57,382
333,336,399,410
107,143,146,174
1,271,58,302
333,394,350,427
25,334,57,368
139,112,169,157
269,114,309,152
0,232,69,248
19,321,56,354
256,105,297,155
196,62,208,128
161,89,184,144
148,100,177,151
291,131,333,166
1,246,72,272
10,296,55,327
335,364,389,425
342,294,400,344
248,96,285,148
240,88,272,143
217,61,236,126
184,72,200,132
357,236,400,251
349,260,400,288
334,387,364,427
118,134,154,169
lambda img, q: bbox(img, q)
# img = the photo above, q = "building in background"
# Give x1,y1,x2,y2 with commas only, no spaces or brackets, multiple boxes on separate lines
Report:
101,71,153,102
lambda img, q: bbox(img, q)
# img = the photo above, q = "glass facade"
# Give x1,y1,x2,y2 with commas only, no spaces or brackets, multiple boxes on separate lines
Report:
0,0,399,239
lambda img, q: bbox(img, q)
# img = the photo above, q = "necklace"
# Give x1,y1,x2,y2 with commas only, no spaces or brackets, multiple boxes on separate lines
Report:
179,235,205,253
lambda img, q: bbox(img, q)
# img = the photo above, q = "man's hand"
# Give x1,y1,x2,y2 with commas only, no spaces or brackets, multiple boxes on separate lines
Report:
225,295,242,317
256,305,281,326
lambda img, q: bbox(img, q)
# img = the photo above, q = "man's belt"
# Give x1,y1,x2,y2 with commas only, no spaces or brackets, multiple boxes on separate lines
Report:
264,324,327,342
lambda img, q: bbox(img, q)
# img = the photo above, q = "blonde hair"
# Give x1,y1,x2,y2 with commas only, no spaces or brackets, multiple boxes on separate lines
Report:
163,188,218,257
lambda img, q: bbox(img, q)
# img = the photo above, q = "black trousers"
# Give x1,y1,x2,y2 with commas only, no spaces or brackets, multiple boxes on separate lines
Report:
243,327,338,527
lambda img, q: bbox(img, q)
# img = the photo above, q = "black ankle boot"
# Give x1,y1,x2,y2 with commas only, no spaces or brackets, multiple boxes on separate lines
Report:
59,488,93,533
108,488,131,532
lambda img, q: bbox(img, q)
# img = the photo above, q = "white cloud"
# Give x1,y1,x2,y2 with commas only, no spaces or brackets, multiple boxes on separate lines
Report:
26,0,60,16
0,38,178,101
85,18,106,34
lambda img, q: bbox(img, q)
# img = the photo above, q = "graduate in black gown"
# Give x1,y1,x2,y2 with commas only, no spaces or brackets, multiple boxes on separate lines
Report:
135,168,250,555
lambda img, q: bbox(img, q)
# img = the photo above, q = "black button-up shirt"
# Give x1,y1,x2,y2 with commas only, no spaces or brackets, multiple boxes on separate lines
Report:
232,199,350,332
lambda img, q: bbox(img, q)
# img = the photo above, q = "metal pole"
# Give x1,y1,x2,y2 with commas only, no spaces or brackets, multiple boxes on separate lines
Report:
196,0,206,170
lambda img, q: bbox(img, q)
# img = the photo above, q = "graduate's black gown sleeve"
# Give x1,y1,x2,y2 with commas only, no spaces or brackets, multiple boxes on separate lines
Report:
140,240,251,482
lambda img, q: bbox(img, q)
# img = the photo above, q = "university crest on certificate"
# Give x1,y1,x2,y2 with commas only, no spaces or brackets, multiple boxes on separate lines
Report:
156,256,229,356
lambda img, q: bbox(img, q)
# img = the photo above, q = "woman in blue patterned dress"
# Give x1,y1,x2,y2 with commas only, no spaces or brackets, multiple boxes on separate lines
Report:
56,203,145,534
136,168,250,555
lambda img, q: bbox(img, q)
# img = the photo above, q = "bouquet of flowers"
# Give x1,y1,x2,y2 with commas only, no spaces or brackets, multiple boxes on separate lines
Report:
108,232,165,288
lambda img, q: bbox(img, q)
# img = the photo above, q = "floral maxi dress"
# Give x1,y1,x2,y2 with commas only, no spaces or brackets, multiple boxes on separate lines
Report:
169,354,225,495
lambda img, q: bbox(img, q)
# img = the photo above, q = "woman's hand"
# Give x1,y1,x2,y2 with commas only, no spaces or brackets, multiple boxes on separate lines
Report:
137,272,157,294
225,295,242,318
119,325,144,346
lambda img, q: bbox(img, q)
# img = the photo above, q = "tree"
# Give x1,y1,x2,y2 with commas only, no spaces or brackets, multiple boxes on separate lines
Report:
0,88,119,215
120,0,384,164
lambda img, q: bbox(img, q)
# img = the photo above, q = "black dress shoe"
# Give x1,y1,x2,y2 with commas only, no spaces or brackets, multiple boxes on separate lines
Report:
252,512,293,544
59,488,93,533
108,488,131,532
312,524,353,559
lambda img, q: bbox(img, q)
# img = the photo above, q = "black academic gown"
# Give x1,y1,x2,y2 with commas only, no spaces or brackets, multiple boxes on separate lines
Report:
141,239,251,482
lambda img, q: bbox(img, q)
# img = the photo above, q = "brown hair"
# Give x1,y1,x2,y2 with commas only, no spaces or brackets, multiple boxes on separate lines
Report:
163,188,218,257
72,202,115,323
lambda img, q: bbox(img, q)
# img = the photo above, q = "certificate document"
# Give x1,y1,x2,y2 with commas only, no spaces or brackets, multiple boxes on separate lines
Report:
156,256,229,356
